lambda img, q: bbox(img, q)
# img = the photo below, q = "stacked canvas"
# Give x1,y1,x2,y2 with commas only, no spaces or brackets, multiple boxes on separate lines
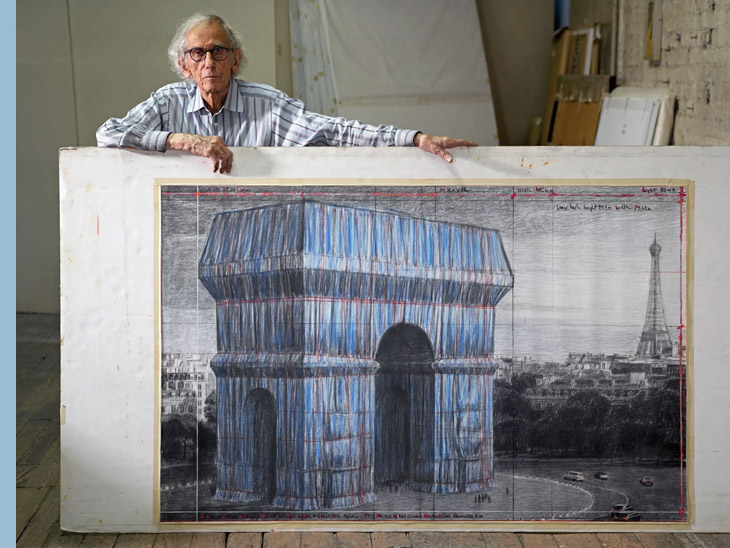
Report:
594,87,675,145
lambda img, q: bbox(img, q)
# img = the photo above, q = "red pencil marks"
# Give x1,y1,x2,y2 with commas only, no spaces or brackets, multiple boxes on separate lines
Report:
163,190,684,204
677,186,686,516
96,215,100,236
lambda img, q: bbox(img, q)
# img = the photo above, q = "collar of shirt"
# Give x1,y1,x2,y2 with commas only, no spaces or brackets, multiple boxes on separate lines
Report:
187,78,246,115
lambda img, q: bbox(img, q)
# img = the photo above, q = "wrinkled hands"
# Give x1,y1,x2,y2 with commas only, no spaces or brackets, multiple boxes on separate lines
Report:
164,131,475,171
166,133,234,173
413,132,477,163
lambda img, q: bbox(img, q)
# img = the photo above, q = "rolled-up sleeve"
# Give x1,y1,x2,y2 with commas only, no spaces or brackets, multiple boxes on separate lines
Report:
96,92,171,151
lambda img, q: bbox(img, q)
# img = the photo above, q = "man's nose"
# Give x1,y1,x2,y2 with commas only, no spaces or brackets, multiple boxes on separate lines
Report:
203,51,217,65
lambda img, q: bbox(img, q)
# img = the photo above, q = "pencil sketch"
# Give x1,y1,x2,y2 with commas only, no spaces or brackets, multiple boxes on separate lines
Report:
159,182,689,523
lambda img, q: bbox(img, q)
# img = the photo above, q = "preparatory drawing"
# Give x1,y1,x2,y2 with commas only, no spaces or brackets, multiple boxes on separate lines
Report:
159,182,689,524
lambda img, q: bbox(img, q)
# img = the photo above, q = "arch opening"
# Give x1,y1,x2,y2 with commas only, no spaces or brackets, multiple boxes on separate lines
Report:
374,323,435,489
243,388,277,502
375,386,410,485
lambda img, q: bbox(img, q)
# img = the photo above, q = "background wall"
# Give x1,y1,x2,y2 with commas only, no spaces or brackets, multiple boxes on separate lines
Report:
616,0,730,145
16,0,729,313
16,0,276,313
475,0,553,145
17,0,77,315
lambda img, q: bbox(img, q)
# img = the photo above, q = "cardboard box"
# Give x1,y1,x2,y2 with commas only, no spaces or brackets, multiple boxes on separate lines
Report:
550,75,611,146
551,101,603,145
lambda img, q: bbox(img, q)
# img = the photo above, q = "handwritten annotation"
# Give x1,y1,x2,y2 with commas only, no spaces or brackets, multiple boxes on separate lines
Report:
556,203,652,212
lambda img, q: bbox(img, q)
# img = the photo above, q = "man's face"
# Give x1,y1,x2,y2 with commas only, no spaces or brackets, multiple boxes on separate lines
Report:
179,22,241,96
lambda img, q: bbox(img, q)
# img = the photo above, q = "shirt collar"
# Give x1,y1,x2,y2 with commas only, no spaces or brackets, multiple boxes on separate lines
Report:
187,78,245,114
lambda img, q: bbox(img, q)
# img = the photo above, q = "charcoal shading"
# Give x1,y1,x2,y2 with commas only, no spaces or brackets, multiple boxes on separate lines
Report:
159,183,689,523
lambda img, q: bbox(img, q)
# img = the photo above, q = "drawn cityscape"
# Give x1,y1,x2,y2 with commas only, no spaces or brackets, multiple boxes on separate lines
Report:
160,183,688,522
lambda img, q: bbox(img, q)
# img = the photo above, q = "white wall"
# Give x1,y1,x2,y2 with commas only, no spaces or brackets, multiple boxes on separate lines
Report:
17,0,77,314
16,1,276,312
475,0,553,145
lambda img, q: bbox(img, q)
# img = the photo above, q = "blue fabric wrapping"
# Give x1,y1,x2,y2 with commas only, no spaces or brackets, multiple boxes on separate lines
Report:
199,200,512,509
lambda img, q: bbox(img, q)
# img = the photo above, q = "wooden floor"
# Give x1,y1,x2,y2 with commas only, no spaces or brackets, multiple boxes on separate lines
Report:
16,313,729,548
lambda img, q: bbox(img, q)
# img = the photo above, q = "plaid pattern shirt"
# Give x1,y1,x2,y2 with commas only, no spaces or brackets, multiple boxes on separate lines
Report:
97,78,418,151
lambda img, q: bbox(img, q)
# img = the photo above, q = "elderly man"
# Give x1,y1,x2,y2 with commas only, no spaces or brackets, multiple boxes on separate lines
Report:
97,12,476,173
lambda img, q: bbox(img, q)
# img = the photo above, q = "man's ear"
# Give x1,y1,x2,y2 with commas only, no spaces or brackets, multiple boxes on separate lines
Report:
232,49,242,73
179,58,191,79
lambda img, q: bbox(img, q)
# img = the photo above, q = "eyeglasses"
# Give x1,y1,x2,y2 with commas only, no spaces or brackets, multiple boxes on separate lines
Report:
185,46,233,62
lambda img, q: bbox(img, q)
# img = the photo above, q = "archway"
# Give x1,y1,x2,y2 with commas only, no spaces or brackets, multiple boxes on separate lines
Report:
375,323,435,489
375,387,410,484
243,389,277,502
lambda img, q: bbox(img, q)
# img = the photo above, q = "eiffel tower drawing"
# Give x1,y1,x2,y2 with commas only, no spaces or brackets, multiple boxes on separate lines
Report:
637,235,673,357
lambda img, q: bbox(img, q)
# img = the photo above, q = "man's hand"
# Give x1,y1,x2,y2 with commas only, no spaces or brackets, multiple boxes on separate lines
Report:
413,132,478,163
166,133,234,174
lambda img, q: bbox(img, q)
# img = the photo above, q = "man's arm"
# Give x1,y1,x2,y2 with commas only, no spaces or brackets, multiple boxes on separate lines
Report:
96,92,171,151
271,93,416,147
271,92,477,161
97,89,233,173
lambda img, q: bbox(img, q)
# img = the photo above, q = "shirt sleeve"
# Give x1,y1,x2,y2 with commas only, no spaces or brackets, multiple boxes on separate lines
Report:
96,92,171,151
269,92,419,148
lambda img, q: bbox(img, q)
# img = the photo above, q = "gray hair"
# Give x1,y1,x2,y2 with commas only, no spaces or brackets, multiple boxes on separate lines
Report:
167,12,247,81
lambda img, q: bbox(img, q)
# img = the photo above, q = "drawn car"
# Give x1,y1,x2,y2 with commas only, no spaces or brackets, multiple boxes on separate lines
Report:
640,476,654,486
614,512,642,522
594,471,609,480
563,471,585,482
610,504,633,519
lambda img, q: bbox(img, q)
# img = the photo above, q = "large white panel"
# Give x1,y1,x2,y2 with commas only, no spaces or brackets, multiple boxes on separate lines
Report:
60,146,730,532
324,0,490,99
17,0,77,313
322,0,498,145
68,0,276,146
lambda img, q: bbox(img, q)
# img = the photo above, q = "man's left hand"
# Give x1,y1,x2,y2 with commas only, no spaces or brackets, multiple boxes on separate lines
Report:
414,133,478,163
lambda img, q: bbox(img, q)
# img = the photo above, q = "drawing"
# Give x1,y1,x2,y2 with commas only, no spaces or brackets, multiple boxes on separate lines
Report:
159,182,689,524
636,235,672,356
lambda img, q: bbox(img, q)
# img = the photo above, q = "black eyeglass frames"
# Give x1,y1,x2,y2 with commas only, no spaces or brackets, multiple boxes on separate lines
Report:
185,46,233,62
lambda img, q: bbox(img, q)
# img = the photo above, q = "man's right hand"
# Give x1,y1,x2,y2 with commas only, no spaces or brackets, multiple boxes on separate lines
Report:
166,133,234,174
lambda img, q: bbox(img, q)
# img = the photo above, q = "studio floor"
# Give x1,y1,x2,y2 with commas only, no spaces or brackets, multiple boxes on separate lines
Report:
16,313,729,548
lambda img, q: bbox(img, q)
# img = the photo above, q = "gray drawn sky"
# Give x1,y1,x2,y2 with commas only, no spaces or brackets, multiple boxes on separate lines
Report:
161,183,688,363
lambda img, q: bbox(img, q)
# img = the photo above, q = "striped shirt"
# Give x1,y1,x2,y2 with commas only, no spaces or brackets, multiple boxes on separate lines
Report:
96,78,418,151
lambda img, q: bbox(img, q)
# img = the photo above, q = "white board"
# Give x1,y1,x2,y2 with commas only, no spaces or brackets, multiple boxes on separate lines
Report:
322,0,498,145
594,96,661,146
60,146,730,532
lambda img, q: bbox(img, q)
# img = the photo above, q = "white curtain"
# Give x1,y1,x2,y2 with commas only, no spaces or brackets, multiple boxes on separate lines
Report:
320,0,498,144
289,0,339,116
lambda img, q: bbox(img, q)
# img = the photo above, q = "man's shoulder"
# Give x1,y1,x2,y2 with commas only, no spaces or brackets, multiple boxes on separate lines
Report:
233,79,289,102
151,81,194,100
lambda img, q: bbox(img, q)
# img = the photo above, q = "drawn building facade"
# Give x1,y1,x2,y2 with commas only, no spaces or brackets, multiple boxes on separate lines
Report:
198,200,513,510
161,354,215,419
161,354,215,420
